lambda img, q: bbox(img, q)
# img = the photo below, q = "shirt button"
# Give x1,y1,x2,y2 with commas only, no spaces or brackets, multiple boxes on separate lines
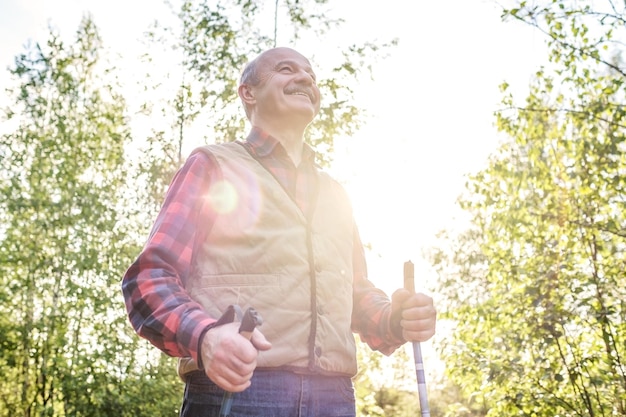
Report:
314,346,322,357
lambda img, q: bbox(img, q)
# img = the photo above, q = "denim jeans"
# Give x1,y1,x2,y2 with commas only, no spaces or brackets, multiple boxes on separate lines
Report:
179,370,356,417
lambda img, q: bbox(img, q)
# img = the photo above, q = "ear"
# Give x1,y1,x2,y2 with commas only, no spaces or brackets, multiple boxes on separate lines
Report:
238,84,256,105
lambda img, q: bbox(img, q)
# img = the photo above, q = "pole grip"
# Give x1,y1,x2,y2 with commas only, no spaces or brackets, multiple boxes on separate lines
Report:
404,260,415,293
220,307,262,417
238,307,262,340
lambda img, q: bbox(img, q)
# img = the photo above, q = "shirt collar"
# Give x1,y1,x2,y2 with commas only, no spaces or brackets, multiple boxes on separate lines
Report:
244,126,317,165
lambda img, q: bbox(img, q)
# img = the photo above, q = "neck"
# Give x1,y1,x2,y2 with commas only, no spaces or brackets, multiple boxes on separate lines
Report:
253,119,307,166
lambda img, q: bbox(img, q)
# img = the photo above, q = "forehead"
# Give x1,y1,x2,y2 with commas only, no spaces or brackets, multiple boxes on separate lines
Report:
258,48,314,72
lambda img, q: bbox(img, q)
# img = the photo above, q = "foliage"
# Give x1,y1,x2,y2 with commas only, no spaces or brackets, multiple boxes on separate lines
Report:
354,339,453,416
0,2,407,415
430,1,626,415
0,16,182,416
134,0,397,212
133,1,402,412
135,2,401,412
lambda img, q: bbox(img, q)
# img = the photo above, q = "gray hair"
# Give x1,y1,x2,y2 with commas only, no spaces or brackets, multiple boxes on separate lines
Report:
240,57,261,120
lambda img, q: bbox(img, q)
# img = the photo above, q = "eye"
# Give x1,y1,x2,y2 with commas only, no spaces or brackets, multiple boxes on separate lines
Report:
279,66,293,73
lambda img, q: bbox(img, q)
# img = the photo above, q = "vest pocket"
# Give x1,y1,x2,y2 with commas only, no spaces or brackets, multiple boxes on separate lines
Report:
189,273,281,318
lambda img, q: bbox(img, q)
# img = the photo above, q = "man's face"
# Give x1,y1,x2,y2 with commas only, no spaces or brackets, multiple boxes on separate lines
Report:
248,48,321,125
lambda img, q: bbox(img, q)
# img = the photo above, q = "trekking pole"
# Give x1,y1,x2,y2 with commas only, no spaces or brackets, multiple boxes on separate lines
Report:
404,260,431,417
219,307,263,417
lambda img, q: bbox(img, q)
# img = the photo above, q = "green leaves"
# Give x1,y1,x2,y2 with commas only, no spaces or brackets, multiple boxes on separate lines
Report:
0,15,155,417
137,0,395,172
1,2,399,416
431,1,626,415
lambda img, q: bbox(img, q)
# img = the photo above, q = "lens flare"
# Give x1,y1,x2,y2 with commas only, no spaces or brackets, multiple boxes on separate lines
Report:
207,180,238,214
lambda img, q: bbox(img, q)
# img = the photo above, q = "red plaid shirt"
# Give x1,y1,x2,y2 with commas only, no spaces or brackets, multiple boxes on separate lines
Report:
122,128,403,366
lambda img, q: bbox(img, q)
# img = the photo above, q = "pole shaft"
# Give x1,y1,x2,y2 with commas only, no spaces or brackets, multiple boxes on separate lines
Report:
404,261,431,417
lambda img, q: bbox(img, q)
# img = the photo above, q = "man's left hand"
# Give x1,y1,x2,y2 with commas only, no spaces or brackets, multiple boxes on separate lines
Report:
391,289,437,342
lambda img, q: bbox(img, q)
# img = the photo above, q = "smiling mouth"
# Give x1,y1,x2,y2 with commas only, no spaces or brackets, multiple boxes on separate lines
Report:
287,90,313,102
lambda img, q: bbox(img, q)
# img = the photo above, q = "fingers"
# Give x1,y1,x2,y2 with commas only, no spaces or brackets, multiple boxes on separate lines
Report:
208,357,255,392
200,322,269,392
401,311,437,342
397,292,437,342
251,328,272,351
391,288,412,307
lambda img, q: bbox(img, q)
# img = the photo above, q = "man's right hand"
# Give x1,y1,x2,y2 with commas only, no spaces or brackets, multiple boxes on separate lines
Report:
200,322,272,392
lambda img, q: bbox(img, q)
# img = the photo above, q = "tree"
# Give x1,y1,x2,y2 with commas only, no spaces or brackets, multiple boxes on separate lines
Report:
129,1,406,413
429,1,626,415
133,0,396,215
353,339,422,417
0,16,181,416
0,2,407,415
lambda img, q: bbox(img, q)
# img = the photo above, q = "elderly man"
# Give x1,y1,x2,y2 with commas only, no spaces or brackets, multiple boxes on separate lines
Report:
122,47,437,417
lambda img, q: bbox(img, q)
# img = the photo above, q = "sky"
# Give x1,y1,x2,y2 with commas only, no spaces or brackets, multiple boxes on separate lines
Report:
0,0,546,379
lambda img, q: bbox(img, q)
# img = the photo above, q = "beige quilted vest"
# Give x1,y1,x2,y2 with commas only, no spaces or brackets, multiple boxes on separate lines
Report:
177,142,357,378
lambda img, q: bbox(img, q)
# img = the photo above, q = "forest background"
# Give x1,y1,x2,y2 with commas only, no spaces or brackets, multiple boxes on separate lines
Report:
0,0,624,416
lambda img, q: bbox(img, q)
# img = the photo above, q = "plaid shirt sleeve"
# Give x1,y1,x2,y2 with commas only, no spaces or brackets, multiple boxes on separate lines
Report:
351,225,405,355
121,152,216,363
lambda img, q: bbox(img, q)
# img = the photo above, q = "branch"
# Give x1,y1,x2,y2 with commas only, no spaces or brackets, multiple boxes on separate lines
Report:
570,218,626,239
498,106,626,130
506,8,626,78
579,10,626,26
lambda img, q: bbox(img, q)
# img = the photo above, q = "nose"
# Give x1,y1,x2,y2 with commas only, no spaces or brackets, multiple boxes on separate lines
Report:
295,69,315,85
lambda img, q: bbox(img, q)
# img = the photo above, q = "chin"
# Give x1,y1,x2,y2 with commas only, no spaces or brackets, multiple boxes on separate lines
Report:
295,113,317,126
284,107,316,123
